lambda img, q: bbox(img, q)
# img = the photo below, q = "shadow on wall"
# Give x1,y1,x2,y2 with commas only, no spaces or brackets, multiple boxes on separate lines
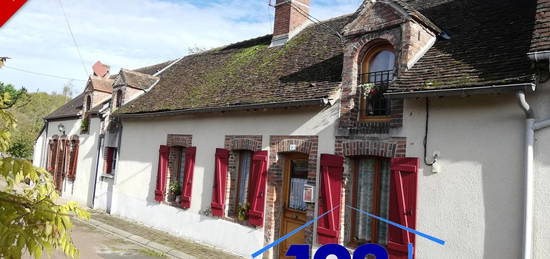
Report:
420,95,524,258
81,130,99,208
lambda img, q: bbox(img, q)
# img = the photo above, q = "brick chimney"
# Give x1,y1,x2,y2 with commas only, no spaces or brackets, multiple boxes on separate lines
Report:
92,61,110,78
271,0,311,47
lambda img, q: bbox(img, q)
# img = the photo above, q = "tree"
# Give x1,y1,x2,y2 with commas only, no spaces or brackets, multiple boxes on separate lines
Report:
0,90,89,258
62,81,73,99
0,82,69,159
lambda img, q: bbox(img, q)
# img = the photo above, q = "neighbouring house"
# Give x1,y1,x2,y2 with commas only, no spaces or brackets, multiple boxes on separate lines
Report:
33,0,550,258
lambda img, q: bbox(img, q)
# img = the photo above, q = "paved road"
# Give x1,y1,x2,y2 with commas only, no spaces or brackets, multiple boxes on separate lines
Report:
24,220,164,259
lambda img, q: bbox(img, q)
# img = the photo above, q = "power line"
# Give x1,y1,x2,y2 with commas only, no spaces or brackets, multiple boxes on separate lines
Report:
288,2,345,42
3,65,87,82
57,0,89,77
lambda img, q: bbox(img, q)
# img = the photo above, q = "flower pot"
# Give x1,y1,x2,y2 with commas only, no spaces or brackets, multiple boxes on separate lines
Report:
175,196,181,204
167,192,176,202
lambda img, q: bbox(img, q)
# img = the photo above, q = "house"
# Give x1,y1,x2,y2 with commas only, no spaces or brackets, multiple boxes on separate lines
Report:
33,0,549,258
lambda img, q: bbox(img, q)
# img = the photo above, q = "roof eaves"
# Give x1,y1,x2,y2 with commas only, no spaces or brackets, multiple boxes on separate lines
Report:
385,83,535,98
116,99,328,119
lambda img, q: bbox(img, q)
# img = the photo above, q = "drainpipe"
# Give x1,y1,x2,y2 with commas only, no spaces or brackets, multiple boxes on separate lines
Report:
516,91,550,259
41,119,49,168
516,91,534,259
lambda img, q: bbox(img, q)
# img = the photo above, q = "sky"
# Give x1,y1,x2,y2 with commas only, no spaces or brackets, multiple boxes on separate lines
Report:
0,0,363,95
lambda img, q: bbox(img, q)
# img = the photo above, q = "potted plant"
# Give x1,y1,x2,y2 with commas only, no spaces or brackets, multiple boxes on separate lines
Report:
359,83,377,98
80,115,90,134
168,182,181,203
237,202,250,221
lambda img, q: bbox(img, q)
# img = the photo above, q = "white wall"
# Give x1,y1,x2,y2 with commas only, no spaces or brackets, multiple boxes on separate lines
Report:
33,129,46,168
40,117,101,207
92,134,116,213
113,104,339,256
401,89,549,259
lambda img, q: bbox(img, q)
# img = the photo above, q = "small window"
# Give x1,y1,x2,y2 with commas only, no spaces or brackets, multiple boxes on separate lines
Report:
235,150,252,215
177,148,186,186
85,95,92,112
287,159,308,211
115,89,123,108
350,157,391,246
104,147,118,175
359,43,396,119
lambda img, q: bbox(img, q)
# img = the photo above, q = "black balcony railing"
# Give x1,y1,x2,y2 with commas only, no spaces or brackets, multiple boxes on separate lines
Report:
358,70,395,116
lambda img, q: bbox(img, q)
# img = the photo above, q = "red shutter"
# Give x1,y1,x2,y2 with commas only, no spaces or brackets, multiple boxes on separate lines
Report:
317,154,343,244
48,139,59,172
387,157,419,259
247,150,268,227
47,141,54,171
180,146,197,209
211,148,229,217
67,141,79,180
154,145,169,202
104,147,114,174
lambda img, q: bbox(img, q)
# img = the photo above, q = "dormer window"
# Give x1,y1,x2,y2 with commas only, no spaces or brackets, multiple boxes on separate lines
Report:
85,95,92,112
359,42,396,120
115,89,123,108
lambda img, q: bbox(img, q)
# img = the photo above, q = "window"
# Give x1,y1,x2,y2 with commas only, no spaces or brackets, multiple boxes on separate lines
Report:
235,151,252,215
359,43,396,119
177,148,186,187
115,89,123,108
287,159,308,211
350,157,391,245
85,95,92,112
104,147,118,175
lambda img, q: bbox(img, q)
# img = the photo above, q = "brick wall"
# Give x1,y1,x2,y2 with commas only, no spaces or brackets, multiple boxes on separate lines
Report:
164,134,192,205
223,135,262,222
338,1,435,132
335,136,406,246
340,25,404,131
265,135,318,258
273,0,310,37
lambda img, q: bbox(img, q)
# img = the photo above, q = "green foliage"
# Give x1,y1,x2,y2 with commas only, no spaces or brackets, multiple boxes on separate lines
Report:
80,116,89,133
237,202,250,221
168,182,181,195
0,90,89,258
1,82,69,159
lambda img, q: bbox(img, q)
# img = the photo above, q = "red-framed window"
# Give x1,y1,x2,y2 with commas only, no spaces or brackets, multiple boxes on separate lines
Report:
350,157,391,246
234,150,252,217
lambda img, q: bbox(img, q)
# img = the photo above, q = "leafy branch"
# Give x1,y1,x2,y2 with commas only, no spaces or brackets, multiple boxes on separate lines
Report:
0,88,89,259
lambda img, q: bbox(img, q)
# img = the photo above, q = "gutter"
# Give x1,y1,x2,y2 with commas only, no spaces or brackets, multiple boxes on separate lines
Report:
385,83,535,98
115,99,327,119
527,50,550,63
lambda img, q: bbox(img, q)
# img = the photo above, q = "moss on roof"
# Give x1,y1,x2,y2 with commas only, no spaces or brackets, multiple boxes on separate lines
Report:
118,15,353,114
391,0,536,90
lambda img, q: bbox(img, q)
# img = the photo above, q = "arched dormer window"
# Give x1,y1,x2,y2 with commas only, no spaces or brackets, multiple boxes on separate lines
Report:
85,95,92,112
115,89,123,108
359,42,396,119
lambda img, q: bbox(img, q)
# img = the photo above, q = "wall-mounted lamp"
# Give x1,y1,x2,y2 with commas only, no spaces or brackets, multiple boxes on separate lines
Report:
431,152,441,174
57,124,66,136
